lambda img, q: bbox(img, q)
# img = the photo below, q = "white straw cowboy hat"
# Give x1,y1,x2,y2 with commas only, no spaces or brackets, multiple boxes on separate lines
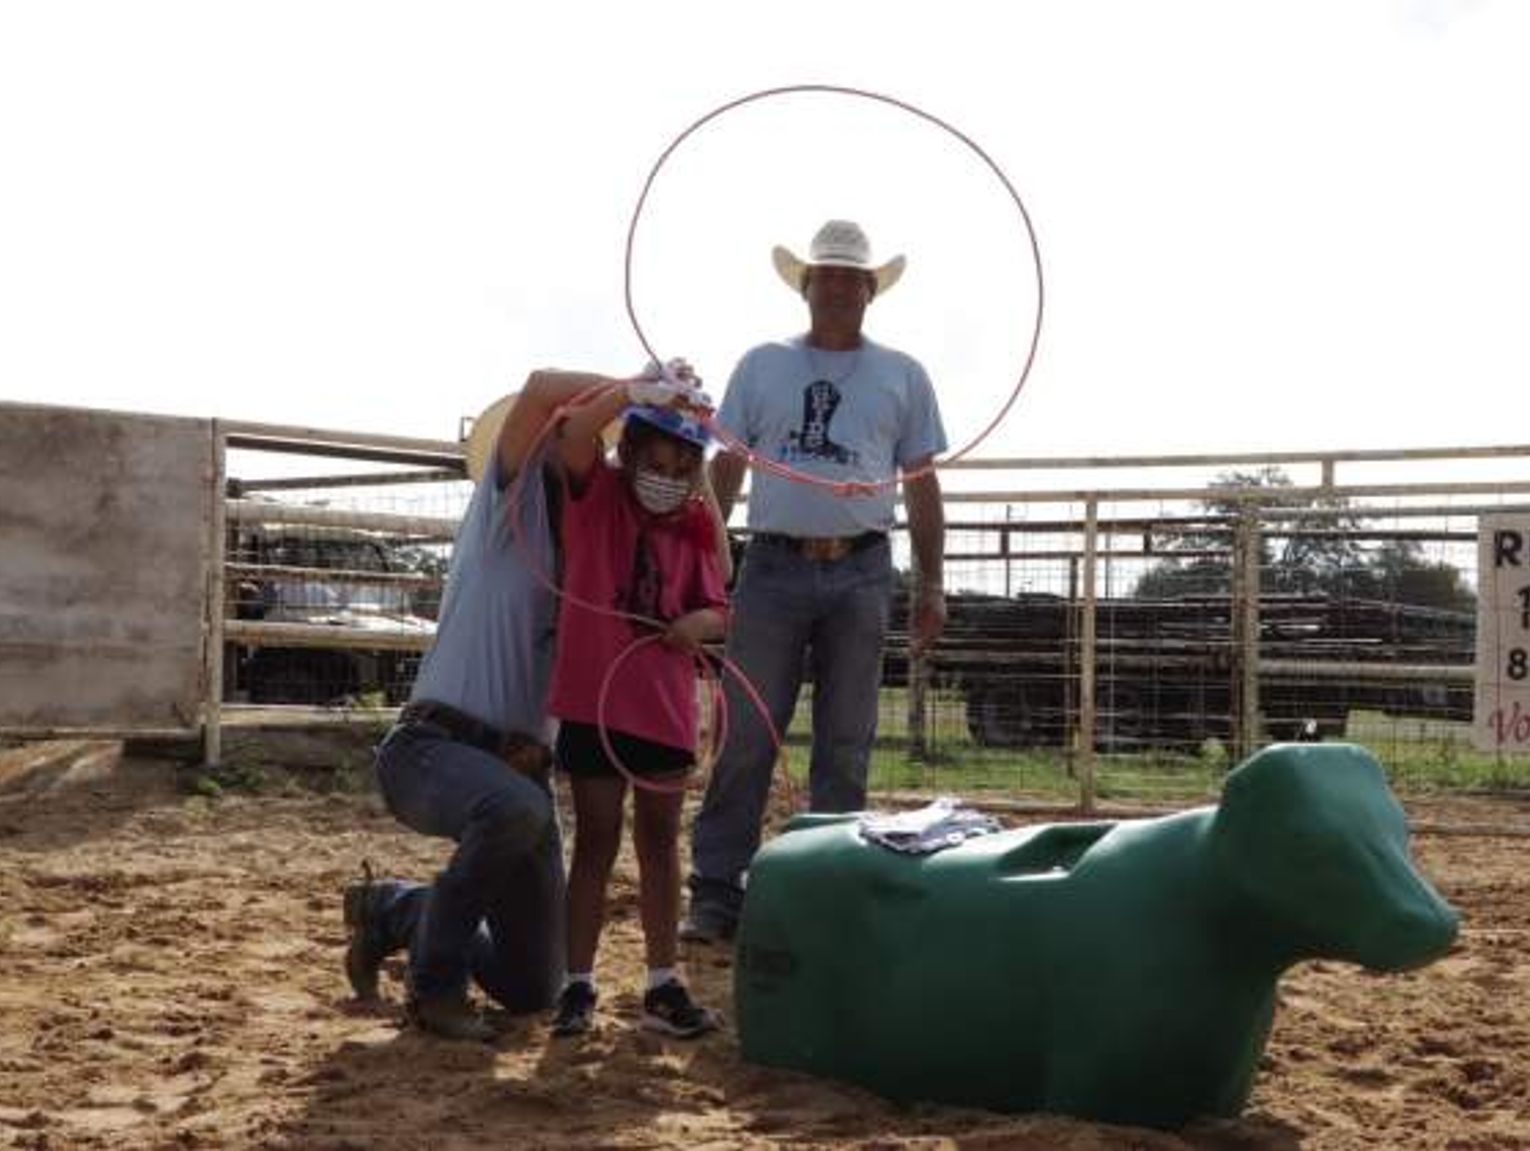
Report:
462,392,620,483
772,219,906,298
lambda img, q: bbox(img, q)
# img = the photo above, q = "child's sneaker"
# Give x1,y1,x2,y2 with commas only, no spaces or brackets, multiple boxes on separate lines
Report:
640,979,721,1039
551,982,597,1037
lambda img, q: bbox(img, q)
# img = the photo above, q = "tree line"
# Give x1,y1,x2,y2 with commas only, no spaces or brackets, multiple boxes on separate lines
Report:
1131,466,1475,613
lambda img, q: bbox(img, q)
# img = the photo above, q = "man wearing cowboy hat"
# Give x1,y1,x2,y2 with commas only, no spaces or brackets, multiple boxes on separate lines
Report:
683,219,948,943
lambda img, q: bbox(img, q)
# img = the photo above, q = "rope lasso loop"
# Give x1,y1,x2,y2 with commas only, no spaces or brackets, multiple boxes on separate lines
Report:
623,83,1046,492
594,632,792,798
501,385,794,798
593,633,696,795
496,84,1044,797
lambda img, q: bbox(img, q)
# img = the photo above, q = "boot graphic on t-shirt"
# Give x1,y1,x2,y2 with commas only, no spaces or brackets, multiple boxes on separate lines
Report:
784,380,857,466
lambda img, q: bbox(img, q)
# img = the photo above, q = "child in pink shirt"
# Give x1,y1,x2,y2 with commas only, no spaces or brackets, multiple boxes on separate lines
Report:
546,375,728,1038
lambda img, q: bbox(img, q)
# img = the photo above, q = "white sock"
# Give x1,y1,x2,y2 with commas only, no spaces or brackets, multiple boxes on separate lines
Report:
563,972,595,994
645,966,679,992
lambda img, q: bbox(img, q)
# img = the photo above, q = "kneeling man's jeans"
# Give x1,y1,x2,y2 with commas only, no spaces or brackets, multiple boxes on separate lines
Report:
372,721,565,1012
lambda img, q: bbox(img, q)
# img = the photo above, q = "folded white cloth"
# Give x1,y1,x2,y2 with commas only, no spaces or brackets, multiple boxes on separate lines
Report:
858,797,1002,855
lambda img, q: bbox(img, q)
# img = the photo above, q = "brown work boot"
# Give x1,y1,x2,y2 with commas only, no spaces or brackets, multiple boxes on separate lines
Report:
406,993,496,1042
342,863,385,1001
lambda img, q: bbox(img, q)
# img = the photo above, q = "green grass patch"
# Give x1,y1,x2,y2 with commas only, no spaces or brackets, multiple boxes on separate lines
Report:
771,691,1530,804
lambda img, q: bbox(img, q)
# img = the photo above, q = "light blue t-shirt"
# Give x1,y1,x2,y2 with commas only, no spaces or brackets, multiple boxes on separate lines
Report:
716,335,947,536
408,446,558,742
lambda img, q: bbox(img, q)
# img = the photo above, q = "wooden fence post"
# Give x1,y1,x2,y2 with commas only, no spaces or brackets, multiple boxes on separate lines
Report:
1077,499,1099,813
1232,507,1261,762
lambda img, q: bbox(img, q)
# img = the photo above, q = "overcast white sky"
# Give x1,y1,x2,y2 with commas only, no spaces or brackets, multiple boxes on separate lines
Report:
2,0,1526,461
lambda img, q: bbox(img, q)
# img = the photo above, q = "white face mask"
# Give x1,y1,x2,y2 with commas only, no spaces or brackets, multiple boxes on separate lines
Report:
632,469,693,515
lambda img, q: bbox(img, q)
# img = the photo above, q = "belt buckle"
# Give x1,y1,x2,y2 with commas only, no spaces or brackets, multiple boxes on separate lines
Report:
501,734,552,782
801,537,850,562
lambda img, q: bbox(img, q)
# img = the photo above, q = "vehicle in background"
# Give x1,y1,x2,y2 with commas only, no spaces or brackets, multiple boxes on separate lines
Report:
225,523,442,706
886,588,1475,752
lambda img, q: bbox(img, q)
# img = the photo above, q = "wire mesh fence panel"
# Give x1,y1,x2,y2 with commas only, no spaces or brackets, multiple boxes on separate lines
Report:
875,473,1530,804
210,429,1530,802
884,498,1241,807
221,438,469,711
1252,496,1497,794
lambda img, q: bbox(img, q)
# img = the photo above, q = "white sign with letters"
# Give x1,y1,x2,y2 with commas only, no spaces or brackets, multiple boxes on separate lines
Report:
1474,513,1530,752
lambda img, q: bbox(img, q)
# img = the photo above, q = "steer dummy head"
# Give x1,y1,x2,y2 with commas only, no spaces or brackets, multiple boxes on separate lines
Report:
1209,743,1459,971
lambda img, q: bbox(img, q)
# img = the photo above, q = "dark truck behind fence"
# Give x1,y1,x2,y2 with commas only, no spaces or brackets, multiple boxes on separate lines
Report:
886,589,1475,752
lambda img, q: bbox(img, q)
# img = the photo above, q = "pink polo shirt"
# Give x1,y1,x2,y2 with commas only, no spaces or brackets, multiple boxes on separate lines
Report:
547,463,728,753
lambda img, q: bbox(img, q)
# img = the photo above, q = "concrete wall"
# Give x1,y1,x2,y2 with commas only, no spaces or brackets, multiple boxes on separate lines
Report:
0,403,213,730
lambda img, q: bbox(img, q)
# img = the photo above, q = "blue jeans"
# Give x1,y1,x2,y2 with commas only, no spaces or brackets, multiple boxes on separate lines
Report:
372,721,566,1011
689,536,892,915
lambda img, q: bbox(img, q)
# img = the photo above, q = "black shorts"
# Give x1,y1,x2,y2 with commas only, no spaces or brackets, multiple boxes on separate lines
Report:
555,720,694,781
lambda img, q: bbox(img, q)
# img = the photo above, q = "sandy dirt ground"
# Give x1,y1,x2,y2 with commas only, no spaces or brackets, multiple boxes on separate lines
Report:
2,734,1528,1151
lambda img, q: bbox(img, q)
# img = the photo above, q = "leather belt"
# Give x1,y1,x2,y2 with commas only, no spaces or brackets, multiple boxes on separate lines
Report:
753,530,886,563
399,700,550,781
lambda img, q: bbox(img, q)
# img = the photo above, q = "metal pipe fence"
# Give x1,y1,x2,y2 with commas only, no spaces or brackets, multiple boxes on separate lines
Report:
205,419,472,766
207,426,1530,803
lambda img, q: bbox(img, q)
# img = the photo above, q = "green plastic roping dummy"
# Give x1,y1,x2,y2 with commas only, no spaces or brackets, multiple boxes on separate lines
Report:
735,744,1458,1129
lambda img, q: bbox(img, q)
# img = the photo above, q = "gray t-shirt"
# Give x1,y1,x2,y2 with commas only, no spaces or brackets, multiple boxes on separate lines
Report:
716,335,947,537
408,446,558,741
